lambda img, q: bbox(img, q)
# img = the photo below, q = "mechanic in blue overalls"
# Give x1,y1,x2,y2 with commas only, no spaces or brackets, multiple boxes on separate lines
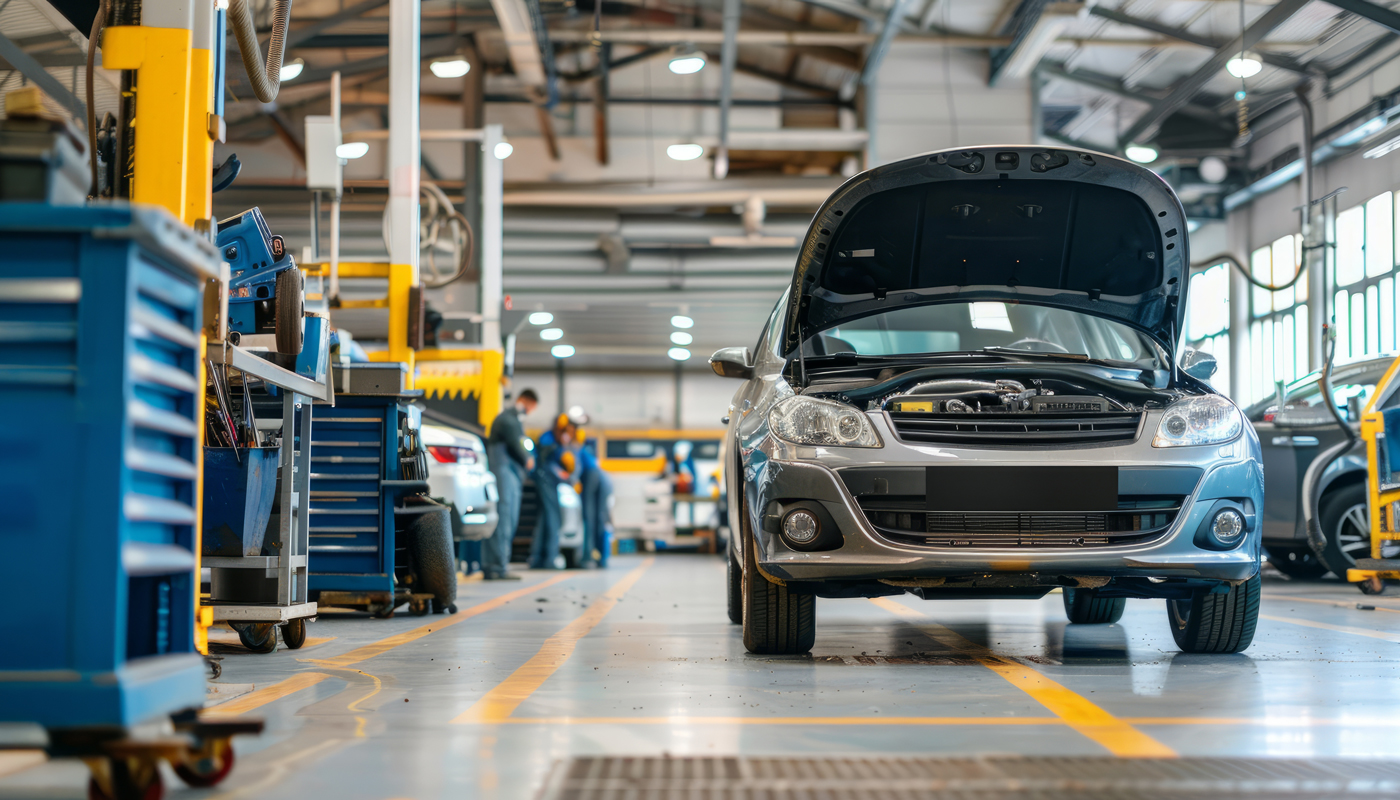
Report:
574,423,612,569
529,414,574,570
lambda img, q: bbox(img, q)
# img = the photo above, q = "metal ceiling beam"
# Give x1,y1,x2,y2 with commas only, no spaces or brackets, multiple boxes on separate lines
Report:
286,0,391,48
860,0,919,86
1325,0,1400,35
1037,62,1230,128
0,29,84,119
1086,6,1313,75
1118,0,1309,148
989,0,1046,83
714,0,741,179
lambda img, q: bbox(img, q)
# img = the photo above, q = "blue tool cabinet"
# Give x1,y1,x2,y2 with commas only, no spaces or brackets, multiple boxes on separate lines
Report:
0,204,215,730
307,395,406,611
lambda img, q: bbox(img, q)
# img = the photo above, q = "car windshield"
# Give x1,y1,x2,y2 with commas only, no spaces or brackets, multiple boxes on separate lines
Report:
805,302,1162,367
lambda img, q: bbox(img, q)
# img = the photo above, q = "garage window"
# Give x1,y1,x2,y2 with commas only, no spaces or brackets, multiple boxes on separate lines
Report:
1243,234,1306,404
1329,191,1397,363
1186,263,1230,393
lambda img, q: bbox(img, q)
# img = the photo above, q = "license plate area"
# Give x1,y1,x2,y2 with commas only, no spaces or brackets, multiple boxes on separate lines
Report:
926,466,1118,512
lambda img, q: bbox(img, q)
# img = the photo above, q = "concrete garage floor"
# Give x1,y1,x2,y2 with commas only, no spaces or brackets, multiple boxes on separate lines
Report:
4,553,1400,798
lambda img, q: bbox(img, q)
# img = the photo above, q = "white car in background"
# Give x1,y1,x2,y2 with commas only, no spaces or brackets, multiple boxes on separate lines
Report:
421,411,499,542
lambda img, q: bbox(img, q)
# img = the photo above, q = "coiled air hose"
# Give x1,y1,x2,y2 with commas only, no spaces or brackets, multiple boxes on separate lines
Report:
1301,323,1362,573
228,0,293,103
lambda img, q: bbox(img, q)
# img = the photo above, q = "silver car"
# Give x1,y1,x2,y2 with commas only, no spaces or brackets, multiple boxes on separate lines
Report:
712,146,1264,656
421,411,499,543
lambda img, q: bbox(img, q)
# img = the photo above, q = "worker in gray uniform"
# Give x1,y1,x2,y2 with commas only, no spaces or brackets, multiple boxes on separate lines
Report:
484,388,537,580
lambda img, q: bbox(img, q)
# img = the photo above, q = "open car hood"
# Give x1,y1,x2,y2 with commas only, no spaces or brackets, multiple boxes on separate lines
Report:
782,146,1189,359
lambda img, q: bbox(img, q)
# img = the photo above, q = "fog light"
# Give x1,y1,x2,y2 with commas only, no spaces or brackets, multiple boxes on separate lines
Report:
782,510,820,545
1211,508,1245,545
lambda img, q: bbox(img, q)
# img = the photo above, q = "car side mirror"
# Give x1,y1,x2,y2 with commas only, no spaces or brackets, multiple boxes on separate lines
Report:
710,347,754,380
1180,349,1218,380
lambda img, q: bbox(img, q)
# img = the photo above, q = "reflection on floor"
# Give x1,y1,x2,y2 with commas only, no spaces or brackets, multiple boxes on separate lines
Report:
3,555,1399,799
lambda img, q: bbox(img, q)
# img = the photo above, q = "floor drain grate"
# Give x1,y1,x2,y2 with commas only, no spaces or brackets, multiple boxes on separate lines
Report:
537,755,1400,799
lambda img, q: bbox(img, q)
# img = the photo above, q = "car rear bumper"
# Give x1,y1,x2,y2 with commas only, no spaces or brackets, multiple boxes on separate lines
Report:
749,458,1262,584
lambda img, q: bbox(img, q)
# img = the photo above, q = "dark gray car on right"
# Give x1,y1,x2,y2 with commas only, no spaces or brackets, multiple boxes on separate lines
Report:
1248,355,1398,578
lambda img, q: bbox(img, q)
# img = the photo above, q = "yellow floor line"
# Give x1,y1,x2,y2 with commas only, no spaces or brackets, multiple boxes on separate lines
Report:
1259,613,1400,643
1263,593,1400,614
870,597,1176,758
308,572,575,668
204,672,332,718
453,558,655,724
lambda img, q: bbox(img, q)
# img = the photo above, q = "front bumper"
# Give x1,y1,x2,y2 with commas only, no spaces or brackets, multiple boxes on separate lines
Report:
747,437,1263,586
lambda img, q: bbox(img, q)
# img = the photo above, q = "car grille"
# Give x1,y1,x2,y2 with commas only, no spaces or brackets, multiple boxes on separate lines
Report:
858,498,1179,548
887,411,1142,446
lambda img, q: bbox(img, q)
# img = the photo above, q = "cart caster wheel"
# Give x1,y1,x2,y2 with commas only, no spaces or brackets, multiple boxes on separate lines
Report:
409,599,430,617
1359,576,1388,595
370,604,396,619
282,618,307,649
87,758,163,800
234,622,278,653
174,737,236,788
205,656,222,679
432,600,457,615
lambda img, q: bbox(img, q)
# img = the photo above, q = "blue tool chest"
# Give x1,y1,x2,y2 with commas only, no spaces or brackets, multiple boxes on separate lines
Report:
0,204,215,729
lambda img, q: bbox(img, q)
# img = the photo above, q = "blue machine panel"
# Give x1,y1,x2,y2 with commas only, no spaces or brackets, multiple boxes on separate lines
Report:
0,204,214,729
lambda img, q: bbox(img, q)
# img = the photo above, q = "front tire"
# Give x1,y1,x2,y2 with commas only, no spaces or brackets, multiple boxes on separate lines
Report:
740,513,814,654
1062,588,1125,624
1165,573,1260,653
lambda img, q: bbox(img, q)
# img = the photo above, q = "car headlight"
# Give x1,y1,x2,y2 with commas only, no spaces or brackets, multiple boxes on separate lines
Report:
1152,395,1242,447
769,396,882,448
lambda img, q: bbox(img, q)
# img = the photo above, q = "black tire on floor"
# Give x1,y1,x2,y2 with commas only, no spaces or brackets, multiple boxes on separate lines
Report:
740,510,814,654
726,542,742,625
1165,572,1261,654
235,622,277,654
282,617,307,650
1062,588,1126,624
406,506,457,609
1318,482,1394,576
274,267,303,355
1267,546,1329,580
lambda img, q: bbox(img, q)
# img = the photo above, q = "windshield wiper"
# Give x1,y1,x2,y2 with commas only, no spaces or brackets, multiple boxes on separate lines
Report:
980,347,1091,362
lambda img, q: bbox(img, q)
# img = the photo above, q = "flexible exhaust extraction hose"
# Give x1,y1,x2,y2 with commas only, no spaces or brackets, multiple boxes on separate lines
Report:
1302,324,1362,573
228,0,293,104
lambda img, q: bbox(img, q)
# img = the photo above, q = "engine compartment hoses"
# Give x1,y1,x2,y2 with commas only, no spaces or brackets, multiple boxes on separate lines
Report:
1192,253,1307,293
228,0,292,104
1302,323,1360,571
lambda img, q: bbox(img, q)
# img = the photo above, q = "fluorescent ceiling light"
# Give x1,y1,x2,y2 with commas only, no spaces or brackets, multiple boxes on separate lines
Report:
1125,144,1158,164
670,331,693,345
1225,53,1262,79
336,142,369,159
671,315,694,329
429,59,471,79
528,311,554,325
667,347,691,361
551,344,575,358
1365,135,1400,160
279,58,304,82
540,327,564,341
668,49,706,75
494,141,514,159
666,143,704,161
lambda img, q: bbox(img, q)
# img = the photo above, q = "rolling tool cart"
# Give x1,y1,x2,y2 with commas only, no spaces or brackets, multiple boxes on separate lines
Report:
0,204,261,800
308,363,458,618
203,317,332,651
1348,355,1400,594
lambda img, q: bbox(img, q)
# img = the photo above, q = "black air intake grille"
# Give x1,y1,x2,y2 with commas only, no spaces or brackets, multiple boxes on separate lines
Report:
857,498,1179,549
887,411,1142,446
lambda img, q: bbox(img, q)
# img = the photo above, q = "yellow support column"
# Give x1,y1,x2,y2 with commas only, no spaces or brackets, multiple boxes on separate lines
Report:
102,25,194,219
386,262,416,387
478,348,504,431
184,47,214,226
